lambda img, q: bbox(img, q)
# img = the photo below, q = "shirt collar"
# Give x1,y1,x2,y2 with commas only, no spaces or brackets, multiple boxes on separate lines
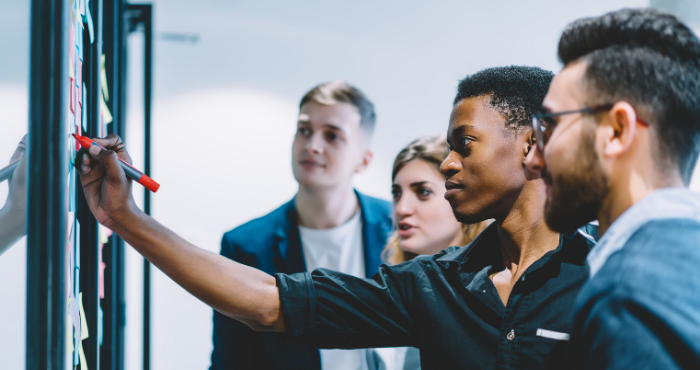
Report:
436,221,596,272
587,187,700,278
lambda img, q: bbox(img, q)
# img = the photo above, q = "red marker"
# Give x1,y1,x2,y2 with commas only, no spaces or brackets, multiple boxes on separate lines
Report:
73,133,160,193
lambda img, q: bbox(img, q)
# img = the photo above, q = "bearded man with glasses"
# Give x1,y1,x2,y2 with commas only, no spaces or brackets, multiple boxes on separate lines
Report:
526,8,700,370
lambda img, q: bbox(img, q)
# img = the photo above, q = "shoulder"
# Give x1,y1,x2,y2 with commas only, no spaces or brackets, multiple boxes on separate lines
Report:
357,191,392,216
222,200,294,252
581,218,700,315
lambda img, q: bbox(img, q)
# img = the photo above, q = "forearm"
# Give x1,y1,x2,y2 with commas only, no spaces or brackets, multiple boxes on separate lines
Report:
113,209,285,331
0,200,26,255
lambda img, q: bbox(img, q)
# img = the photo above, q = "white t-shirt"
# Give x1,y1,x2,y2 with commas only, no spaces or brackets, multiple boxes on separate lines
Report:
299,210,368,370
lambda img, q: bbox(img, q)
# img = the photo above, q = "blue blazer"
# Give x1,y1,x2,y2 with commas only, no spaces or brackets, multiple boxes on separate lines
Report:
210,191,392,370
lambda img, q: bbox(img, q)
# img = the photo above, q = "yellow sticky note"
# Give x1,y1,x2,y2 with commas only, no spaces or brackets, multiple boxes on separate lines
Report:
100,91,113,125
78,293,89,340
79,340,88,370
100,54,109,101
98,225,108,245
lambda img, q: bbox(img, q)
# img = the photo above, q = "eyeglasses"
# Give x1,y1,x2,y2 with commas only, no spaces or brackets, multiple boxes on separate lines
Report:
531,104,649,151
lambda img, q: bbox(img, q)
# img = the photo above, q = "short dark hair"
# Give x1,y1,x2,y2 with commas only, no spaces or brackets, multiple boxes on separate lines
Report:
453,66,554,130
558,8,700,184
300,81,376,136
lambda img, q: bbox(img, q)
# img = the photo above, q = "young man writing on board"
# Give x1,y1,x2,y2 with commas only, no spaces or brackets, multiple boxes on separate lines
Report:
211,81,393,370
77,66,598,369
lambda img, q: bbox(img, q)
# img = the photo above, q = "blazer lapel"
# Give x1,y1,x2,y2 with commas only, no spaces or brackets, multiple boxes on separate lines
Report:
357,191,391,278
273,198,307,274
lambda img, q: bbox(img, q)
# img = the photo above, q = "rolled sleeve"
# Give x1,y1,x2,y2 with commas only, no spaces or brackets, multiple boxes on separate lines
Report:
275,272,317,345
276,264,415,350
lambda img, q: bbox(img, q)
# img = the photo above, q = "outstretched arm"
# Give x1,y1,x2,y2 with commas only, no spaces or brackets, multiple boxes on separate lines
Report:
77,133,284,331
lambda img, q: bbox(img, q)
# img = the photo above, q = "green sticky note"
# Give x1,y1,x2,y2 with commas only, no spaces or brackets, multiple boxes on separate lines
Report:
79,340,88,370
78,293,89,340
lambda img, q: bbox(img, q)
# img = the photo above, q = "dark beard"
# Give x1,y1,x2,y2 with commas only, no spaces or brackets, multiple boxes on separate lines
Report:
544,124,609,233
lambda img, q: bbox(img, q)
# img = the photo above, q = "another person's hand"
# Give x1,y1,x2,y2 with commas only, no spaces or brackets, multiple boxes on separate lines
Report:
75,133,139,229
6,134,27,212
0,135,29,255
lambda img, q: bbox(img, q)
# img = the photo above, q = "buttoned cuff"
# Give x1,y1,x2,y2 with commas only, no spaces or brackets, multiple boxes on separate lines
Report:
275,272,317,345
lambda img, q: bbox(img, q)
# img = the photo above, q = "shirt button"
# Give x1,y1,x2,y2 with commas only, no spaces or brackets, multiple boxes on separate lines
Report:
507,329,515,341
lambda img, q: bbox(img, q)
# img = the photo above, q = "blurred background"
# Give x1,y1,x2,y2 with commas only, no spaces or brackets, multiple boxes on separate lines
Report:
1,0,699,369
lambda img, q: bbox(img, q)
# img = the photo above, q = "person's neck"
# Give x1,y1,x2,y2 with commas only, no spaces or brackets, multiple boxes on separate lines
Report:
495,180,560,276
597,167,685,236
295,183,359,229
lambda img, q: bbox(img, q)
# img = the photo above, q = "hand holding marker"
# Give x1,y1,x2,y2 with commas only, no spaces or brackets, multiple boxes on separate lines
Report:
73,133,160,193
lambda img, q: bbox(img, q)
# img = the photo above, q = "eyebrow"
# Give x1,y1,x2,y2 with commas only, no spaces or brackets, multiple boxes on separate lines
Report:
297,121,348,135
410,181,433,187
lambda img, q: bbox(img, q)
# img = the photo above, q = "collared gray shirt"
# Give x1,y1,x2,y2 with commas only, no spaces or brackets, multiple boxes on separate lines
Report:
570,187,700,369
587,187,700,277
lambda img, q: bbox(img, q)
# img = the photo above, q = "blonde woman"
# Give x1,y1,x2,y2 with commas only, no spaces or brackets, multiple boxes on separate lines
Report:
385,134,490,265
369,135,491,370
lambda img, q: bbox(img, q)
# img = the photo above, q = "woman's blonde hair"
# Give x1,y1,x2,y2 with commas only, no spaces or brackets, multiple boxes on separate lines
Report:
382,135,490,265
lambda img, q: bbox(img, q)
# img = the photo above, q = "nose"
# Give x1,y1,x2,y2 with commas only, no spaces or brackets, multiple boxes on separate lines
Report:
440,151,461,178
395,194,415,218
525,145,546,177
304,132,323,155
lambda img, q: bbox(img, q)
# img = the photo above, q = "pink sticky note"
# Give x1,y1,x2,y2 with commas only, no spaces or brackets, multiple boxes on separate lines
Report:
99,243,105,299
76,60,83,106
75,103,82,133
69,26,75,55
69,77,75,114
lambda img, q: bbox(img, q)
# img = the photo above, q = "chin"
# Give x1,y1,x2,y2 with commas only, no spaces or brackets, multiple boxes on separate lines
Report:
452,205,489,225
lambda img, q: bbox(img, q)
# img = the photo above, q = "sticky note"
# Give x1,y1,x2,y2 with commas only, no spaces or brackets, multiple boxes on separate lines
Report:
100,92,113,125
70,77,75,114
76,59,82,104
69,168,76,212
81,84,87,132
100,54,108,101
84,0,94,44
69,25,75,59
78,292,89,340
79,341,88,370
67,298,74,353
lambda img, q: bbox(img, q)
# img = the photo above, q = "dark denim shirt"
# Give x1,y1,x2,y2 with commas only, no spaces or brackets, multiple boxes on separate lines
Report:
211,192,392,370
276,223,597,370
570,188,700,369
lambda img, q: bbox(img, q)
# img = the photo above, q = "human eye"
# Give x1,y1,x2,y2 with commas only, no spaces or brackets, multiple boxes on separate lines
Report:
460,137,474,147
297,127,310,136
325,131,338,142
391,186,401,201
417,186,433,199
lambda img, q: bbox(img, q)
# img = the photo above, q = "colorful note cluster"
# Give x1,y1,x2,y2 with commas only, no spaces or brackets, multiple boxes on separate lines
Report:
66,0,112,368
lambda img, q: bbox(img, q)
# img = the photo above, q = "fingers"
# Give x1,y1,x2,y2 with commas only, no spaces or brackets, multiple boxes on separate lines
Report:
87,144,127,186
74,148,91,175
93,133,132,165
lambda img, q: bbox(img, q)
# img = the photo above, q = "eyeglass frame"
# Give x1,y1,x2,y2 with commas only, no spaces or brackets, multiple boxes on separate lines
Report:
531,104,650,151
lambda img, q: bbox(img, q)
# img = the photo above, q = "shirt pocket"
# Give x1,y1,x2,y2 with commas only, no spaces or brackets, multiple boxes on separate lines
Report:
536,328,570,341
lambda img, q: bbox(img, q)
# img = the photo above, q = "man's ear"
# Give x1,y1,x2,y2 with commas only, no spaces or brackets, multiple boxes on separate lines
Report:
355,150,373,174
602,102,638,159
522,129,536,162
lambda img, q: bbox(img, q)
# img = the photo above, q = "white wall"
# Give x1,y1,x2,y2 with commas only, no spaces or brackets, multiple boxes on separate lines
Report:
10,1,700,370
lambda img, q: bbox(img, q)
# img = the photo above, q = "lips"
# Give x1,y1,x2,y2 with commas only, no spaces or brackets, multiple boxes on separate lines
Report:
299,158,325,169
397,221,416,238
444,181,464,199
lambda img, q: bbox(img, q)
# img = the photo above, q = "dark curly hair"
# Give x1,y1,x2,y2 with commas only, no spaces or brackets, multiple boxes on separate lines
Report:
558,8,700,184
453,66,554,130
